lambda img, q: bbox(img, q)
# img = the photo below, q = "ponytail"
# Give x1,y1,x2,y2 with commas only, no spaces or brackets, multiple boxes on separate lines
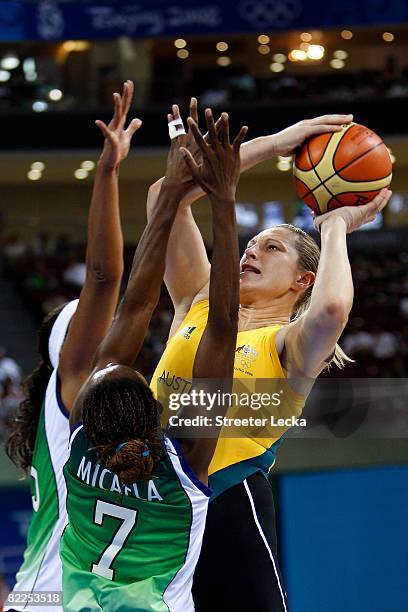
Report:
5,304,66,471
98,433,163,485
6,361,51,470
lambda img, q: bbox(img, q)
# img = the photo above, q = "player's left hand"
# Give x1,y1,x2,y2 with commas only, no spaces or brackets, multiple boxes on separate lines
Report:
313,188,392,234
96,80,142,170
271,114,354,157
181,108,248,202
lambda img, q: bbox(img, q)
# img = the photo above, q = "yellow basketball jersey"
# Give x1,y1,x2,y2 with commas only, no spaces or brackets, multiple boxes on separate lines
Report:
150,300,306,497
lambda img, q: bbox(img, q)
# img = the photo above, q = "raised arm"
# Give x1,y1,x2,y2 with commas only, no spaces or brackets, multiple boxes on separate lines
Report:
89,126,193,373
173,109,247,479
147,107,354,325
278,189,392,383
146,99,211,334
58,81,141,410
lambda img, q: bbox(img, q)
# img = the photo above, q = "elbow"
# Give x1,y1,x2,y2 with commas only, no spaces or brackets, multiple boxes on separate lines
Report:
320,299,351,330
86,261,124,285
149,179,162,193
147,180,162,209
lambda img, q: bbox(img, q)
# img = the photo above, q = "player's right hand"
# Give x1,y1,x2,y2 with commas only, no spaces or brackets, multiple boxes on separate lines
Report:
271,114,354,157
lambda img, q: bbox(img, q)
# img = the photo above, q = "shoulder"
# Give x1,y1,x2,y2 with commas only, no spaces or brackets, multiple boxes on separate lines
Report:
48,299,79,369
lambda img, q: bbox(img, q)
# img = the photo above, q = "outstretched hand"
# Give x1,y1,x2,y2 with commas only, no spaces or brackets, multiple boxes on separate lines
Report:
96,80,142,170
180,108,248,202
313,188,392,234
164,102,196,191
271,114,354,157
165,98,223,186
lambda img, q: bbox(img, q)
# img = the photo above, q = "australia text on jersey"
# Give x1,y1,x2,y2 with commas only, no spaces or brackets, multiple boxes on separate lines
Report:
158,370,193,393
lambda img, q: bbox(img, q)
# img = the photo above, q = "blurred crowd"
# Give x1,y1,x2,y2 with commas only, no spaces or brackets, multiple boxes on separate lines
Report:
338,251,408,377
1,232,407,441
154,60,408,109
2,233,88,318
0,347,23,442
2,45,408,112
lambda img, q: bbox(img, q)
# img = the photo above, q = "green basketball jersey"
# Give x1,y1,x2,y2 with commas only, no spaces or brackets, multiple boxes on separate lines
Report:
5,372,70,612
60,425,210,612
5,300,78,612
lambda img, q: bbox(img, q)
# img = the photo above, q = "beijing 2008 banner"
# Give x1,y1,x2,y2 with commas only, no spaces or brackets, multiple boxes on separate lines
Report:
0,0,407,41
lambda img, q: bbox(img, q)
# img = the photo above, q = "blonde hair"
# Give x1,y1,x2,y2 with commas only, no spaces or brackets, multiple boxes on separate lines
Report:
278,224,351,369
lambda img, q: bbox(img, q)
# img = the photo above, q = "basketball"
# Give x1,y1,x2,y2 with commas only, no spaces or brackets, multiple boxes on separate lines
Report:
293,123,392,214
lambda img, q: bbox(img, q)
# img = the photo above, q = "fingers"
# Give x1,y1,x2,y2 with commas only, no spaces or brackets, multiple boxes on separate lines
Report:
110,92,122,130
126,117,142,137
122,79,134,117
95,120,115,145
306,124,345,137
168,104,188,142
378,188,392,211
214,115,223,133
172,103,181,121
189,97,198,124
203,114,222,144
205,108,218,146
187,117,209,156
218,112,230,146
119,81,127,116
307,114,353,126
118,80,133,128
232,125,248,153
366,188,392,214
110,80,134,131
180,146,200,177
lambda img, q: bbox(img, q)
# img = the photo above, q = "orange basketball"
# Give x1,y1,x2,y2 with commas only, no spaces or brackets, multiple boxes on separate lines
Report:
293,123,392,215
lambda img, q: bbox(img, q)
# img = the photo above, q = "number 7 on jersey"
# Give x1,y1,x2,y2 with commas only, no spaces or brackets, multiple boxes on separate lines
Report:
91,500,138,580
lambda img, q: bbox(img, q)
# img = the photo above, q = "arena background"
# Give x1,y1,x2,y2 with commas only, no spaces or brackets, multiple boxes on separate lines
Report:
0,1,407,610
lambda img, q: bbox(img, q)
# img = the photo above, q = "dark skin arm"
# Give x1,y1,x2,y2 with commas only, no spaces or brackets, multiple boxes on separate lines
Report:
89,181,187,369
174,109,247,482
69,119,192,426
59,80,142,411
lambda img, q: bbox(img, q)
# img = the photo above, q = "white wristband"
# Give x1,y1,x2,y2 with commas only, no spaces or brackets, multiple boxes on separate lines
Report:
168,118,186,139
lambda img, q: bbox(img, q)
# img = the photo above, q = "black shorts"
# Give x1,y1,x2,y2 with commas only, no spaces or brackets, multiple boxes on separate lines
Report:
193,471,289,612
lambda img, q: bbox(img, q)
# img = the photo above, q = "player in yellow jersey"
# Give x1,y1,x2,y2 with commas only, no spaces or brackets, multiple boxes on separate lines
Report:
147,100,392,612
61,108,246,612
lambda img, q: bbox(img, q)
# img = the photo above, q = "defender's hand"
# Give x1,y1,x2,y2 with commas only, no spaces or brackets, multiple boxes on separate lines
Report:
96,80,142,170
181,108,248,202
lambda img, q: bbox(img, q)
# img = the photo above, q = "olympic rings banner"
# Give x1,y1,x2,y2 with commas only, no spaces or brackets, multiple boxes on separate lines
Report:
0,0,407,41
